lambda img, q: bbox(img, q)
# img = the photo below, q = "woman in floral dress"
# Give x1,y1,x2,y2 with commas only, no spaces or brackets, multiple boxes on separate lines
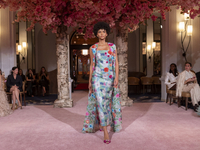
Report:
82,22,122,144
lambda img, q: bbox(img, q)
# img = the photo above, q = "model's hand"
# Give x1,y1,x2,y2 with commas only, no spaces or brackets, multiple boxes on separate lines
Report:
114,78,118,88
88,82,92,93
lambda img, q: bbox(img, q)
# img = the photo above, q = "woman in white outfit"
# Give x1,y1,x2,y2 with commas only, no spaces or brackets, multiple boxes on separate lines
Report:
165,63,178,91
176,62,200,112
165,63,178,104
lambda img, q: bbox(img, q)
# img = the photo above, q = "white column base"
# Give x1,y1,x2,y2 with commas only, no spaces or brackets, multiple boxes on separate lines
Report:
121,97,133,106
54,99,73,108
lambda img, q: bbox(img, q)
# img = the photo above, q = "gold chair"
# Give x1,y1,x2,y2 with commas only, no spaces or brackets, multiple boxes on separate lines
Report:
178,92,191,110
166,85,176,105
152,77,161,93
141,77,153,94
128,77,140,93
5,81,26,108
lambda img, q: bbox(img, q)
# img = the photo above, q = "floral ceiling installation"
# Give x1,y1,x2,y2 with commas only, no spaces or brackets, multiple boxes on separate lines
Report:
0,0,200,38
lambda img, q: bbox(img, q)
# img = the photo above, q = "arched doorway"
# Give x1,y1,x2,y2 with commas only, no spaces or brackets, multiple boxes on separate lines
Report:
70,32,98,92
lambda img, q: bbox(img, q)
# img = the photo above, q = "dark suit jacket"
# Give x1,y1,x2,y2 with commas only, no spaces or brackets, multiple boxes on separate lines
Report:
7,74,22,92
196,72,200,86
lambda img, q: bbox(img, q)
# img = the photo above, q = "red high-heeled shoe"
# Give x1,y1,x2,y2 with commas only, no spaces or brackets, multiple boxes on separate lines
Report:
103,140,111,144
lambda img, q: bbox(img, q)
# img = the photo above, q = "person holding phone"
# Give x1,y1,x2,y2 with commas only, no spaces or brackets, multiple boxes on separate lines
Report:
176,62,200,112
26,69,35,97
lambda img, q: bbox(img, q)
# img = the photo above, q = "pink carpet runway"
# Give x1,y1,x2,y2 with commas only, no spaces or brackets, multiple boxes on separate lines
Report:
0,91,200,150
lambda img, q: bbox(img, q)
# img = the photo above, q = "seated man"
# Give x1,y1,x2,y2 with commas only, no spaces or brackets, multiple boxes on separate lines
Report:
176,62,200,112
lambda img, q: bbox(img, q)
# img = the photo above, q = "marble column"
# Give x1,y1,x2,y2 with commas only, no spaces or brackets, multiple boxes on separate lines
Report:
116,28,133,106
54,26,73,108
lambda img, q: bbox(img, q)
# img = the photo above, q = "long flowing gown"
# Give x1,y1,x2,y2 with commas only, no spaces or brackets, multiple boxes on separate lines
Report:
82,43,122,133
0,75,12,117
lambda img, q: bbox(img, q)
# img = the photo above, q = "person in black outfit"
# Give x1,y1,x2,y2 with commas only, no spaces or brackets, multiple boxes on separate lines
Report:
26,69,35,97
196,71,200,86
0,69,2,75
7,67,22,110
39,67,49,96
18,69,26,81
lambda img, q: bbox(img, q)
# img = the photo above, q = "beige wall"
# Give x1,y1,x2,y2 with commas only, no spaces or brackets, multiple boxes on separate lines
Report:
0,8,16,76
35,23,57,73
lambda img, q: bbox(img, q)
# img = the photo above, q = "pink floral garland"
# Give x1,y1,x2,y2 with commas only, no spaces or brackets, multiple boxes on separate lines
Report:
0,0,200,39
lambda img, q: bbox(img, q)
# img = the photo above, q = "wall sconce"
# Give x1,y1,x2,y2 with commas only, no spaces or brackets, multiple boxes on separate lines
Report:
152,42,156,49
82,49,88,56
147,45,153,62
179,16,192,61
179,22,185,32
187,25,193,36
18,45,22,53
22,42,26,48
18,42,27,63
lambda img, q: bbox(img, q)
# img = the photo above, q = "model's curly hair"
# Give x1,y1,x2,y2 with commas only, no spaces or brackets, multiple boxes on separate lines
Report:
93,22,110,37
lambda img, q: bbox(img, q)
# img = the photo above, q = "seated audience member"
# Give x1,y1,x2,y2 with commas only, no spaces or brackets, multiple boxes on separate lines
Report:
153,65,161,77
196,71,200,86
176,62,200,112
18,69,26,81
39,67,49,96
26,69,35,97
165,63,178,90
7,67,22,110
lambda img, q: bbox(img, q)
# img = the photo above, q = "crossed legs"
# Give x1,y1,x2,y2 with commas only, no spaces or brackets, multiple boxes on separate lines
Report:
10,86,21,110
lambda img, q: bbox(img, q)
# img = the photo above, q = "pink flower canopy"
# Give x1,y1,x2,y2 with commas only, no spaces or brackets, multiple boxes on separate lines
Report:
0,0,200,38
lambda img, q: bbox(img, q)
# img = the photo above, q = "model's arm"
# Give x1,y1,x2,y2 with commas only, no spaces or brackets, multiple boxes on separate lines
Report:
88,47,93,93
114,48,119,88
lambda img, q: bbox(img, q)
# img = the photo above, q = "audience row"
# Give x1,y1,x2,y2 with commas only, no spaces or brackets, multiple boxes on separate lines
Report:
0,67,50,110
165,62,200,112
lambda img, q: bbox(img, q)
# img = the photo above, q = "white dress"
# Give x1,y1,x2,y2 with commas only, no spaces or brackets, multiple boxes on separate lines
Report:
165,72,178,89
0,75,12,117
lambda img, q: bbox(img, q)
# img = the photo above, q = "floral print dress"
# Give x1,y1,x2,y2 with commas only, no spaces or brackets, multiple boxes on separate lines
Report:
82,43,122,133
